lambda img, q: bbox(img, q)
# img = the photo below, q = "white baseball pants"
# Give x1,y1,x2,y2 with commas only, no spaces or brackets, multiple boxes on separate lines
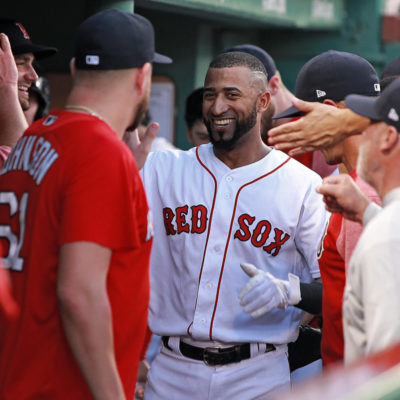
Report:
144,338,290,400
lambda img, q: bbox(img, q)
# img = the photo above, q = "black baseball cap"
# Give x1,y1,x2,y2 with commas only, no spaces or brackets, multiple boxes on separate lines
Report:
0,19,57,59
381,55,400,80
345,77,400,131
74,9,172,70
224,44,276,81
274,50,380,119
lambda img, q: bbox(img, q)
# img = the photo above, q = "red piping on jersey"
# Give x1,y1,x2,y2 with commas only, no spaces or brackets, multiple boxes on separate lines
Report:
186,147,218,337
209,156,291,340
186,322,193,337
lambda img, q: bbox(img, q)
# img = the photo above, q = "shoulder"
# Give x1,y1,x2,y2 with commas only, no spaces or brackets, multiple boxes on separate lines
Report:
144,145,199,170
272,150,322,187
360,202,399,245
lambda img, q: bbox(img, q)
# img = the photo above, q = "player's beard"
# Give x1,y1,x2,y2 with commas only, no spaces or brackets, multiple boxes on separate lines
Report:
205,102,258,151
19,93,30,112
260,102,275,143
126,97,148,132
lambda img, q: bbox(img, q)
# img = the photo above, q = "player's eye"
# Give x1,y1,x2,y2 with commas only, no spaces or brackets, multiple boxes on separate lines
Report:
203,93,215,100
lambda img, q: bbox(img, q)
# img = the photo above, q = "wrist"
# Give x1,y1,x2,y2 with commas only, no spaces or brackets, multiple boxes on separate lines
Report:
346,109,370,136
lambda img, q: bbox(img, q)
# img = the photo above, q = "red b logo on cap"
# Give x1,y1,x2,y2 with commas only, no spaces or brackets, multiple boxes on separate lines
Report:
15,22,30,39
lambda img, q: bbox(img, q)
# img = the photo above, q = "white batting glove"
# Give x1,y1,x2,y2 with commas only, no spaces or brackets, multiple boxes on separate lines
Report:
238,263,301,318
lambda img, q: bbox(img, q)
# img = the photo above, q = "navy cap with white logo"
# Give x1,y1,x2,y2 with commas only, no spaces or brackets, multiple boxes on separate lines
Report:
74,9,172,70
345,77,400,131
381,55,400,80
274,50,380,119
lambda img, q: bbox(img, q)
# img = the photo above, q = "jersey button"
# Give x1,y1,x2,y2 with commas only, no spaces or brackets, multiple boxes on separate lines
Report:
200,318,206,324
224,193,231,199
226,176,233,182
206,282,213,289
214,245,221,253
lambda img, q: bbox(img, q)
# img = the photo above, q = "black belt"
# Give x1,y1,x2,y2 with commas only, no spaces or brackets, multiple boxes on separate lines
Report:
162,336,275,366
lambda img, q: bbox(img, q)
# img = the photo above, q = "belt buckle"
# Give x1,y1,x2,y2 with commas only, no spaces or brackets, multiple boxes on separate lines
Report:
203,346,222,366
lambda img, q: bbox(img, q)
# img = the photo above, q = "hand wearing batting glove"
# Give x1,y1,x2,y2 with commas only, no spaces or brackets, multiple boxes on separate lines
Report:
238,263,301,318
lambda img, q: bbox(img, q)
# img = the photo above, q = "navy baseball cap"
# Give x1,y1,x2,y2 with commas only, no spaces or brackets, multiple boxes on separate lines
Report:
381,55,400,79
224,44,276,81
274,50,380,119
345,77,400,131
0,19,57,59
75,9,172,70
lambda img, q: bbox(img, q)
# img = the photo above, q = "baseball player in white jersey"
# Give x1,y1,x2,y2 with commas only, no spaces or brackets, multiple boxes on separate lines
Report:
141,51,328,399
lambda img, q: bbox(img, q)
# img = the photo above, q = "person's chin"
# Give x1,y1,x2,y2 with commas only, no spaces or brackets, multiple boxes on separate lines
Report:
212,128,235,142
19,98,30,112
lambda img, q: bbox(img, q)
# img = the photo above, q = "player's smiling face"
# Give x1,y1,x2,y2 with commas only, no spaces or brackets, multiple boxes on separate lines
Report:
14,53,38,111
203,66,259,150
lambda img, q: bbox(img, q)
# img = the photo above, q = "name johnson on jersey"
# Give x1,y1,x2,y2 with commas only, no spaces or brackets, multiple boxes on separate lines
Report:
1,135,59,185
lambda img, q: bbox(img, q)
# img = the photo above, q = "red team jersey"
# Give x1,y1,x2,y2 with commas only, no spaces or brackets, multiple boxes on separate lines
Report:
319,170,380,366
0,110,152,399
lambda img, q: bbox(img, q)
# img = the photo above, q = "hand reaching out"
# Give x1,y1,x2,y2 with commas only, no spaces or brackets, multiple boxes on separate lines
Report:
123,122,159,169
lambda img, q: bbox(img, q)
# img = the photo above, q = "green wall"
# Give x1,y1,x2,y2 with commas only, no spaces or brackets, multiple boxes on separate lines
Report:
3,0,399,149
136,0,396,149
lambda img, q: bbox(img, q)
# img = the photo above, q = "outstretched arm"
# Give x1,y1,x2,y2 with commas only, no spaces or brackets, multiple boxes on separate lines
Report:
123,122,159,169
0,33,28,146
268,98,370,155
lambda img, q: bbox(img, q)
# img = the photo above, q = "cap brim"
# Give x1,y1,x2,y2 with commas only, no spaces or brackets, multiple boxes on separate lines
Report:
13,43,58,60
272,105,303,120
345,94,380,121
152,52,172,64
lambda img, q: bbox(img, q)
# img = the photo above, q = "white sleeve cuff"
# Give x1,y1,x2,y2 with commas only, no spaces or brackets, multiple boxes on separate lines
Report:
363,202,381,226
287,273,301,305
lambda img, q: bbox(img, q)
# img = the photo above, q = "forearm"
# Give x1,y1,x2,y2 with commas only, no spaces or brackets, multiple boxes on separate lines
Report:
59,291,125,400
0,85,28,146
341,108,370,138
296,281,322,315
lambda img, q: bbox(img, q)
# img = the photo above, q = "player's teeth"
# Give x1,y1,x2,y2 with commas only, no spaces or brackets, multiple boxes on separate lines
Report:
214,119,233,125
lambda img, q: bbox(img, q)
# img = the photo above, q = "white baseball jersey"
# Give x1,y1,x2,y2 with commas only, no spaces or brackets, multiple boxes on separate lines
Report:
141,144,328,345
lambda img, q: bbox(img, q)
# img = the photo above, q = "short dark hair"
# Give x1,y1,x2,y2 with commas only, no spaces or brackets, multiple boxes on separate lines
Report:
209,51,267,77
224,44,276,81
185,87,204,129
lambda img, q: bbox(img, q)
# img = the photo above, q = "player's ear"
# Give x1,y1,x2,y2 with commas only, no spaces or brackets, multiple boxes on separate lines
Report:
257,91,270,112
268,75,280,95
322,99,337,107
380,124,399,154
136,62,152,96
